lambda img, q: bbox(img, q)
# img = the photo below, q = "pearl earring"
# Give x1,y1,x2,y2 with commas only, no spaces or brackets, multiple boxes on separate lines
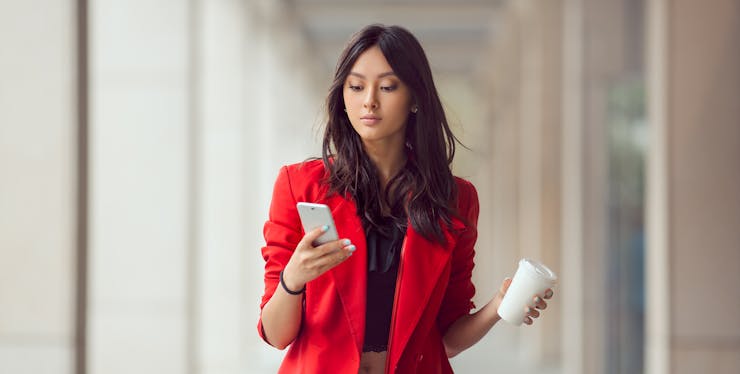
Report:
411,106,418,113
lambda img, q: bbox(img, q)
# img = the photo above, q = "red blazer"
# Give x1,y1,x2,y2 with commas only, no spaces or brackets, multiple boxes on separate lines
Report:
258,160,479,373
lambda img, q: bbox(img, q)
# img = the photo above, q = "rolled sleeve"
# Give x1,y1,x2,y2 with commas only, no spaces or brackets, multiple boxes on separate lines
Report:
257,166,303,342
436,180,479,334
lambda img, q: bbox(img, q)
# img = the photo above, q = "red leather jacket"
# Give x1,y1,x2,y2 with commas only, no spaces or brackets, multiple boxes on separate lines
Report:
258,160,479,373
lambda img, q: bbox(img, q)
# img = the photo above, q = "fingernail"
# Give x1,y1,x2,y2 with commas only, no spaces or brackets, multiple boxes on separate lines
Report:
321,225,329,232
347,245,356,252
343,239,351,246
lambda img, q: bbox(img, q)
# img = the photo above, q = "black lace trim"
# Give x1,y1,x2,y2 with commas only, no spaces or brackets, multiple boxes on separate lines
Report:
362,343,388,353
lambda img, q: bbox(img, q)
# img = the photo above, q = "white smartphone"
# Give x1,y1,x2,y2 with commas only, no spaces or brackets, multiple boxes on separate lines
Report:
296,202,340,246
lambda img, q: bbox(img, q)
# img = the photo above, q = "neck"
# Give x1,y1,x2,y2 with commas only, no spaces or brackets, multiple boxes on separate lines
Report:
362,138,406,190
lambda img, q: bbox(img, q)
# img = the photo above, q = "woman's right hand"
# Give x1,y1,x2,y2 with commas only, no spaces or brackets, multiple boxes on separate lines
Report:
281,226,356,292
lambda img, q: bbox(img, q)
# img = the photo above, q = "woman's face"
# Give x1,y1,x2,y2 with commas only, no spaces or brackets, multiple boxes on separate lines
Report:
343,45,414,147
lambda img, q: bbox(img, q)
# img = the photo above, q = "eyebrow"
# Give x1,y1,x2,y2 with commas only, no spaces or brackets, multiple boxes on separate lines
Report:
348,71,397,79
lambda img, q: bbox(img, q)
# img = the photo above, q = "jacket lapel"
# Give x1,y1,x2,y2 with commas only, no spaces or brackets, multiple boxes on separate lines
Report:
323,193,368,354
387,217,465,370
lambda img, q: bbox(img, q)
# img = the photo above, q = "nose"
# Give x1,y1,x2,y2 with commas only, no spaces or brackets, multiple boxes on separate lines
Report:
363,88,378,110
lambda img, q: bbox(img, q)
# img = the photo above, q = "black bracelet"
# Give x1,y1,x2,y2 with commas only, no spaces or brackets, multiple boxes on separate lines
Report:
280,270,305,295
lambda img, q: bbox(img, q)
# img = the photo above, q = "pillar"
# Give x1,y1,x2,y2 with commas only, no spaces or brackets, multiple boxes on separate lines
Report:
0,1,78,373
646,1,740,373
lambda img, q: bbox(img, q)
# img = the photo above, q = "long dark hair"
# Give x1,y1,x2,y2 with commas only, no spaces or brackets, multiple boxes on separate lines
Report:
322,24,459,244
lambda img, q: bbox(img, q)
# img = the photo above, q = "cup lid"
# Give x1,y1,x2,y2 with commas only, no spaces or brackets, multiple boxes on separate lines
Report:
520,258,558,283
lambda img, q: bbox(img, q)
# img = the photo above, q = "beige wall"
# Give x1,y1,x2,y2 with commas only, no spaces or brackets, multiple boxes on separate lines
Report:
647,0,740,373
0,1,77,373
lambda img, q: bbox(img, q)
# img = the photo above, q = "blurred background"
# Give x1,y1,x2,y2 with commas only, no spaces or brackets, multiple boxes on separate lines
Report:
1,0,738,373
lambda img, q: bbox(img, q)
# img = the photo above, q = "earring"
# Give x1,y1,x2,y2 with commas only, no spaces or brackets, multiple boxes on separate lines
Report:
411,106,418,113
343,108,347,112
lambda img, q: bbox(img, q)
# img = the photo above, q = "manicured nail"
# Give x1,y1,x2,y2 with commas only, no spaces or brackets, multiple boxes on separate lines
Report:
347,245,356,252
343,239,351,246
321,225,329,232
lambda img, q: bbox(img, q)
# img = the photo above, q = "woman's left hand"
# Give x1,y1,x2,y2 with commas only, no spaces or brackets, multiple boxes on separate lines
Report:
521,288,554,325
492,278,555,325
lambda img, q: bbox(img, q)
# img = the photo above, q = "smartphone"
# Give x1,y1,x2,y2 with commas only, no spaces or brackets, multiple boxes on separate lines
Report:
296,202,340,246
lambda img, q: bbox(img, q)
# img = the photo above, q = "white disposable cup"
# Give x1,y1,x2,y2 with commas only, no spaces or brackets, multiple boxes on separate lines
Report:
497,258,558,326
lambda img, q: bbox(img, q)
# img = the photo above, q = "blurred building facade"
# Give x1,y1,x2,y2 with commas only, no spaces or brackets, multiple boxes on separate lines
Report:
1,0,738,373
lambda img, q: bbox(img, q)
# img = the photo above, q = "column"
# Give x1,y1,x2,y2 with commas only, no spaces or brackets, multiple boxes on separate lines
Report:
88,0,193,372
0,1,78,373
194,0,250,373
560,0,589,372
472,3,527,371
646,1,740,373
517,0,564,366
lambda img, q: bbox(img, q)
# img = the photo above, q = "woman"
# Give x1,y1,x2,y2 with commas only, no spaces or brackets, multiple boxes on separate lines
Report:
258,24,554,373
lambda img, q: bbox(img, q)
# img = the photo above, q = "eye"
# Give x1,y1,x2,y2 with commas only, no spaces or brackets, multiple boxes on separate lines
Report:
347,84,362,92
380,85,398,92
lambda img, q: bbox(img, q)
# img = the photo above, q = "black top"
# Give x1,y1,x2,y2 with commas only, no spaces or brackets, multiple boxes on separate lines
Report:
362,217,405,353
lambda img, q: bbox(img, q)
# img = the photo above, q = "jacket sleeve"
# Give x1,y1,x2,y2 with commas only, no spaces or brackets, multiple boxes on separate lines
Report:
257,166,304,342
436,179,479,335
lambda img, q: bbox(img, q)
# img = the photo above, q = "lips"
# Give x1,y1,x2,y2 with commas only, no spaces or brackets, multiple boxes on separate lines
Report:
360,114,381,125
